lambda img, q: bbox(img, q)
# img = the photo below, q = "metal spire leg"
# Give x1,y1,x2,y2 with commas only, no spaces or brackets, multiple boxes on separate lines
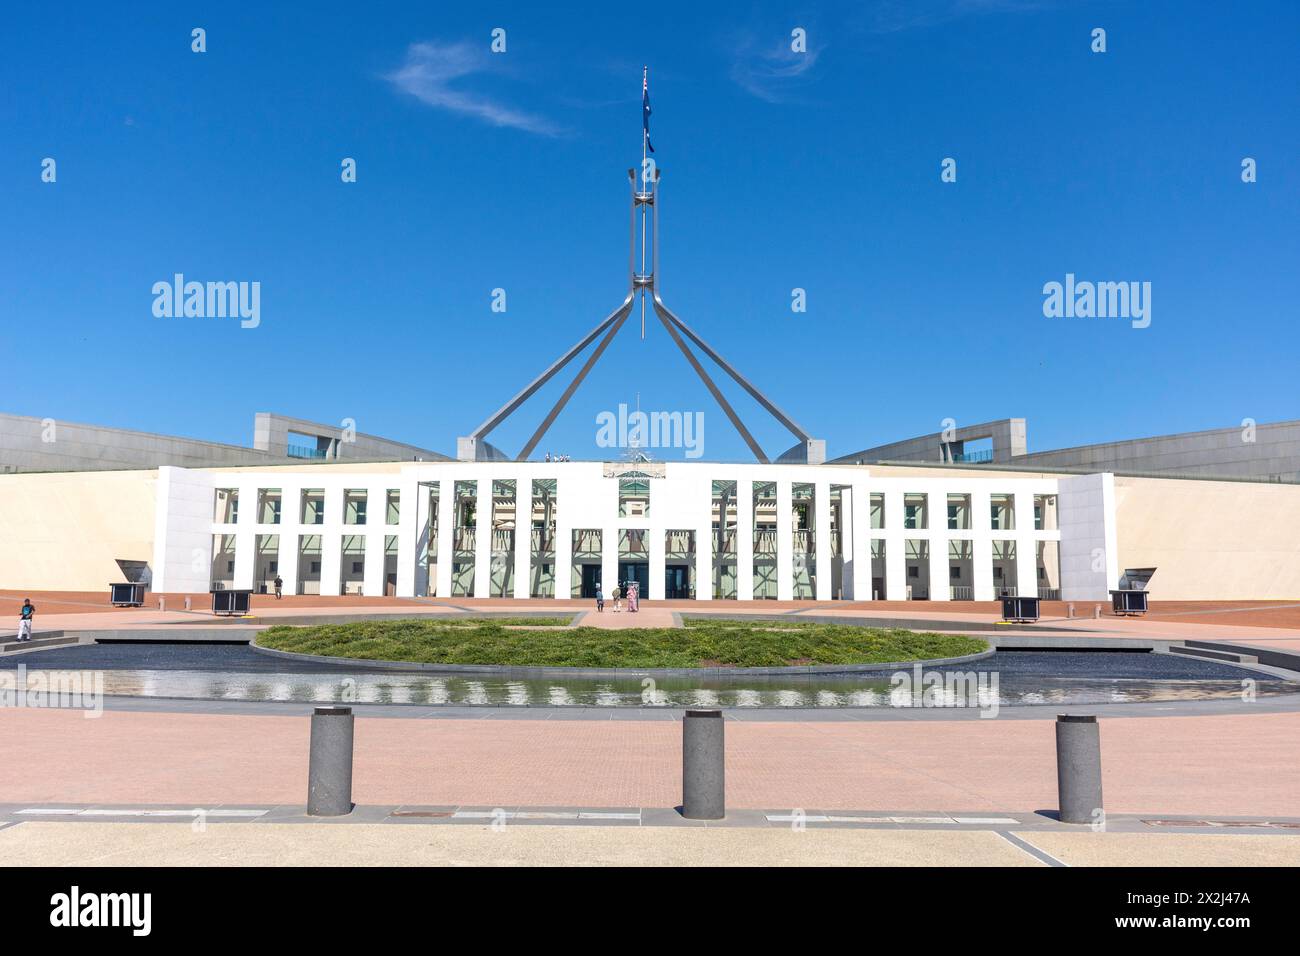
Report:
466,293,635,447
652,300,769,463
652,292,813,445
516,301,634,460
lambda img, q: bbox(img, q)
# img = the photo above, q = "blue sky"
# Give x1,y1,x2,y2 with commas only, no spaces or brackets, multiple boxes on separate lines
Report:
2,1,1297,462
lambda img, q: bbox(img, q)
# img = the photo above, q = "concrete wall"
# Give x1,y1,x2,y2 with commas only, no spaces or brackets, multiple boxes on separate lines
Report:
0,413,270,473
1014,420,1300,482
834,419,1027,465
0,469,157,591
1115,475,1300,600
253,413,448,462
1,411,448,474
834,416,1300,482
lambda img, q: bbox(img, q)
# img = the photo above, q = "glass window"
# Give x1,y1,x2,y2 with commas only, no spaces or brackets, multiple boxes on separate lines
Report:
903,493,927,530
301,489,325,525
991,494,1015,531
258,489,281,524
947,494,970,530
214,488,239,523
344,489,368,525
1034,494,1057,531
619,478,650,518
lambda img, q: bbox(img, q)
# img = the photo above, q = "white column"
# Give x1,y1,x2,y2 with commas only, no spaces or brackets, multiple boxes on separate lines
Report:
1013,489,1038,598
929,490,950,601
513,475,532,600
736,479,754,601
270,483,297,597
971,487,994,601
838,486,854,600
411,481,431,598
231,482,258,590
392,481,417,598
850,481,871,601
474,479,492,598
554,480,572,599
1014,536,1037,597
232,530,256,591
928,535,949,600
320,486,343,596
278,523,300,597
884,490,905,600
362,530,384,597
602,526,618,599
435,483,454,598
694,521,711,601
649,527,666,600
814,481,831,600
776,479,794,601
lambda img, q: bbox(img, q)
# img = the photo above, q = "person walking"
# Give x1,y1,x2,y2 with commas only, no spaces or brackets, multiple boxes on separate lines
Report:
612,585,622,613
17,598,35,642
595,585,604,612
274,574,283,599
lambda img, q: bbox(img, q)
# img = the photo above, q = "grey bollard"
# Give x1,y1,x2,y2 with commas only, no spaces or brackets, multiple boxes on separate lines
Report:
1067,602,1075,619
1093,604,1101,619
682,709,725,819
1056,714,1103,824
184,595,191,611
308,706,355,816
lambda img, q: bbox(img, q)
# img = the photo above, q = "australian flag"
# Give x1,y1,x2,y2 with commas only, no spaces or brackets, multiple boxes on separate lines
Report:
642,67,654,153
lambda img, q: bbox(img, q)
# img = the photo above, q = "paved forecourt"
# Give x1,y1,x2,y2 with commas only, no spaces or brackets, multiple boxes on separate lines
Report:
4,706,1300,818
1,819,1297,868
4,592,1300,867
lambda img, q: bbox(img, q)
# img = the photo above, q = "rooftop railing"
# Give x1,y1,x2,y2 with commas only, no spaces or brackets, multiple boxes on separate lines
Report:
287,444,327,459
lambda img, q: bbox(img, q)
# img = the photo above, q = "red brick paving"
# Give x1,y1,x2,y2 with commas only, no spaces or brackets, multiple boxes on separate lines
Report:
0,590,432,616
3,709,1298,817
9,590,1300,630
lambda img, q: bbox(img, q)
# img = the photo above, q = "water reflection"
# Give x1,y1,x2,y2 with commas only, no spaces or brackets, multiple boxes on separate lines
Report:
30,667,1299,708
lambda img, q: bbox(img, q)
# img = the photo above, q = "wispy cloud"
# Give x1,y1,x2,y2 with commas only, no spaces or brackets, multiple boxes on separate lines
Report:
385,40,561,136
730,35,822,104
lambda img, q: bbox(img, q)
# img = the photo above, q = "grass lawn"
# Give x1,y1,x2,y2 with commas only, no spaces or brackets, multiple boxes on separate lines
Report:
255,617,986,668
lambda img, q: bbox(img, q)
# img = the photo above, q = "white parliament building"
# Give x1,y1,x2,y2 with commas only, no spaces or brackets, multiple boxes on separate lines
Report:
149,459,1083,602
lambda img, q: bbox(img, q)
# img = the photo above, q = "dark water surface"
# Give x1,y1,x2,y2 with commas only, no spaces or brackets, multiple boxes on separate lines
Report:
4,643,1295,708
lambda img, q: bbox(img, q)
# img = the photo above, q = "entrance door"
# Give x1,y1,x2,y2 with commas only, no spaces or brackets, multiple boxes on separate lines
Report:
664,565,690,599
579,564,602,598
618,561,649,595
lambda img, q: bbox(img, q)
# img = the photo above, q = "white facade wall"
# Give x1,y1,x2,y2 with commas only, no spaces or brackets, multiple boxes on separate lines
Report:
1057,472,1119,601
150,466,217,593
153,461,1094,601
205,473,415,597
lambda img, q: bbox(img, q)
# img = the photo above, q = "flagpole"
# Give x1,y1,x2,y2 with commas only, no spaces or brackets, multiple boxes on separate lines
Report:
640,68,648,340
